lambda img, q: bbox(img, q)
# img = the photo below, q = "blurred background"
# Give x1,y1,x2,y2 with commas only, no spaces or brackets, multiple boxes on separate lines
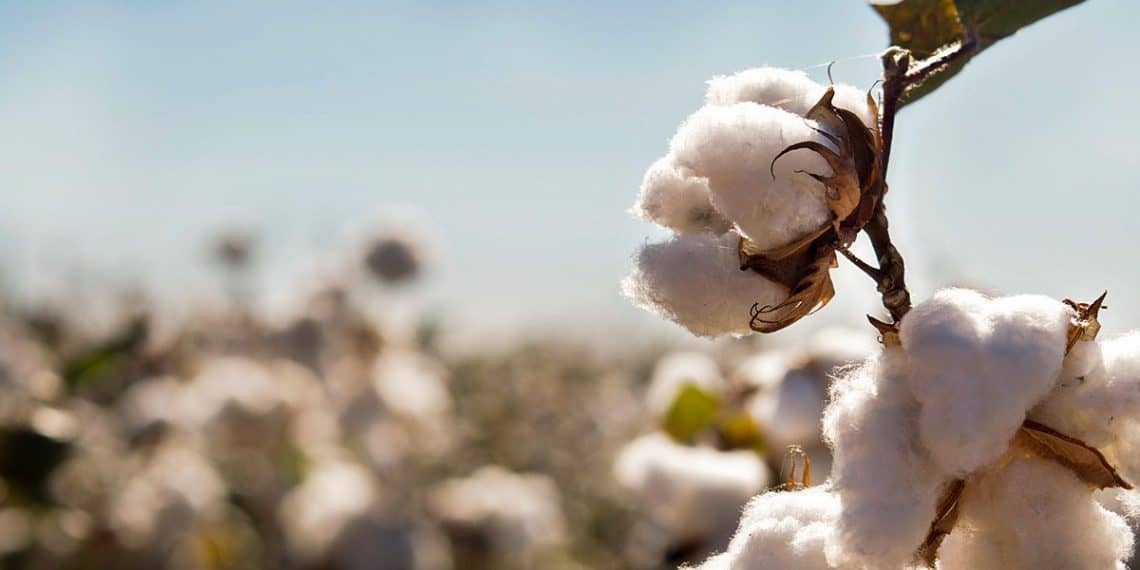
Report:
0,1,1136,568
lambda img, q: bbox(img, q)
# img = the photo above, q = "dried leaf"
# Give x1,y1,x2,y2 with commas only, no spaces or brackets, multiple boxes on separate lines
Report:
914,479,966,567
1013,419,1131,490
867,314,902,346
748,248,837,333
871,0,1085,106
1063,291,1107,353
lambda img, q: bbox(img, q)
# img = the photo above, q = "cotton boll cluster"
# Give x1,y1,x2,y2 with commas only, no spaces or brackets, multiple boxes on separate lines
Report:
698,289,1140,569
626,67,877,337
429,466,566,566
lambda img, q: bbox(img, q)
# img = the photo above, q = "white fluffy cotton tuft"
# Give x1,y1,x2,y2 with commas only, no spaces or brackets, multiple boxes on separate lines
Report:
694,485,845,570
633,157,732,235
615,433,769,549
669,103,833,251
704,67,876,130
938,457,1133,570
900,289,1072,476
622,231,787,338
823,347,948,569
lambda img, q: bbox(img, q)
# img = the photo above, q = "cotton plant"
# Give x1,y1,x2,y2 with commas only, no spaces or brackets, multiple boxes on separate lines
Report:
621,2,1130,568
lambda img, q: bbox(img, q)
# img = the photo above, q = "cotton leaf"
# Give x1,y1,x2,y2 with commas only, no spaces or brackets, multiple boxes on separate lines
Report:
664,384,723,443
870,0,1085,106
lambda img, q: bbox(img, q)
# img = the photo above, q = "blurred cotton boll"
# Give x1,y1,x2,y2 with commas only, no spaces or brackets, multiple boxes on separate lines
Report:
614,433,769,564
430,466,566,566
646,351,723,419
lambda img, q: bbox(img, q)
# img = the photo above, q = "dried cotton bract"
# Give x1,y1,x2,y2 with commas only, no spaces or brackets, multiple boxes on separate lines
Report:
626,67,884,336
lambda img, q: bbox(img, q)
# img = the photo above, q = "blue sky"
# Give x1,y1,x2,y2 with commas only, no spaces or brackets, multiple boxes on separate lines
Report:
0,1,1137,343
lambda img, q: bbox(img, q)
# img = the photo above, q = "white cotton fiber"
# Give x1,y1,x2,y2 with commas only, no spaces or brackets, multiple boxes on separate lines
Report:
633,156,732,236
693,486,846,570
670,103,833,251
622,231,788,338
615,433,769,549
704,68,876,131
938,457,1133,570
764,368,828,448
900,289,1072,476
646,352,724,418
705,67,822,115
823,347,949,569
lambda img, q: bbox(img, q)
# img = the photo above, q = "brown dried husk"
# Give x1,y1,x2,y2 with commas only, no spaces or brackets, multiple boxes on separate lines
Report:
742,87,885,332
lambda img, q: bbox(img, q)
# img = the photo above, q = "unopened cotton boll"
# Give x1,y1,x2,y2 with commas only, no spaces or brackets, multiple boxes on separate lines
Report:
633,157,732,236
646,351,724,417
938,457,1133,570
622,231,788,338
670,103,834,251
900,289,1072,476
615,433,769,550
823,347,948,569
692,486,847,570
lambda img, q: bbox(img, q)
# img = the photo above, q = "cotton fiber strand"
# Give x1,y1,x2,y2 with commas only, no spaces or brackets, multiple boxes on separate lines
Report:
900,289,1072,476
622,232,787,338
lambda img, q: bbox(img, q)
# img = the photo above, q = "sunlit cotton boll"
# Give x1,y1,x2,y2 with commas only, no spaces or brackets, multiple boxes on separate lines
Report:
614,433,769,554
704,67,877,131
623,231,787,337
822,347,948,569
692,485,846,570
633,156,732,236
669,102,834,252
900,289,1071,477
279,458,379,564
372,350,452,421
430,466,567,559
646,351,724,418
938,457,1133,570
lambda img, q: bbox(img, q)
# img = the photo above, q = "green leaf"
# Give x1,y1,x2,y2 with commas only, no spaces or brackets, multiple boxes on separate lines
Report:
871,0,1084,106
663,383,721,443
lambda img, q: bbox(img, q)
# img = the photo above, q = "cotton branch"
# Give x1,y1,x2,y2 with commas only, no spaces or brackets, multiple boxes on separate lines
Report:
862,31,980,324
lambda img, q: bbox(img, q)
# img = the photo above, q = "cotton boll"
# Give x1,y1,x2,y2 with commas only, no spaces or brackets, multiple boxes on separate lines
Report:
900,289,1071,476
705,67,822,115
805,325,878,371
430,466,566,557
372,350,452,420
823,348,949,569
622,231,788,338
693,486,846,570
938,457,1132,570
670,103,833,251
634,157,732,235
734,351,792,393
615,433,769,553
279,459,378,564
647,352,724,418
765,369,828,448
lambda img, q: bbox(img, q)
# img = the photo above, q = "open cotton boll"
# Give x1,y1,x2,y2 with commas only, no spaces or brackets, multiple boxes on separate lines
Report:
279,459,378,564
622,231,788,338
430,466,566,556
372,350,452,420
670,103,833,252
647,352,724,417
938,457,1133,570
823,347,949,569
705,67,822,115
900,289,1072,476
615,433,769,550
693,485,846,570
634,156,732,236
764,369,828,448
